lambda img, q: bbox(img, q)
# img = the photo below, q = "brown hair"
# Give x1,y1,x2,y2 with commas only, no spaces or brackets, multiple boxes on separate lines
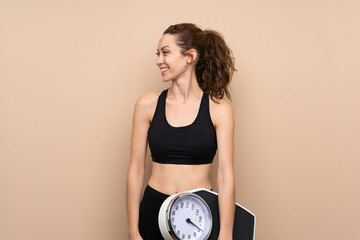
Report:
163,23,236,101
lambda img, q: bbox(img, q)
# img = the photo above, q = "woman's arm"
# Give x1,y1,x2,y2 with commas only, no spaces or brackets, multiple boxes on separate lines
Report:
213,99,235,240
126,94,154,240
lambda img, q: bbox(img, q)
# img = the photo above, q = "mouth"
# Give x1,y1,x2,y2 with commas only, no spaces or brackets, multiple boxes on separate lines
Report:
160,68,168,76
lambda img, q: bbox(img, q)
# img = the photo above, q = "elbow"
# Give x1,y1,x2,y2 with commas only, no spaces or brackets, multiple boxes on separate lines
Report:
217,170,235,190
127,160,146,180
217,174,225,189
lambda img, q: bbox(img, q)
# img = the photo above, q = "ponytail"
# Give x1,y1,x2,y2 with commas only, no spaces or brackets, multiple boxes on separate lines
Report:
163,23,236,101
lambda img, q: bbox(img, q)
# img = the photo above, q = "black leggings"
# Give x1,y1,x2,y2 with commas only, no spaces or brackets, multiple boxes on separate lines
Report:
139,185,170,240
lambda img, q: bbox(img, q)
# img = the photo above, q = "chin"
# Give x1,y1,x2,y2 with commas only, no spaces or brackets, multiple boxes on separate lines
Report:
161,76,173,82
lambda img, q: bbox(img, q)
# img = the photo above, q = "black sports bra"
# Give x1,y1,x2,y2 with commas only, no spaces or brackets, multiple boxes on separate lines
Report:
148,89,217,165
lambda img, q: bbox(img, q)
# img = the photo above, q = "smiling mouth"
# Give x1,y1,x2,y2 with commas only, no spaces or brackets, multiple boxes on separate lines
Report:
160,68,168,75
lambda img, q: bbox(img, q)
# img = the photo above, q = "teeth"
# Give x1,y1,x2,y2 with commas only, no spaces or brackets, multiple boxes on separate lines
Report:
161,68,167,72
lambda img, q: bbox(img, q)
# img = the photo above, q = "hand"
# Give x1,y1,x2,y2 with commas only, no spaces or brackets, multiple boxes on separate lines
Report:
218,236,232,240
128,231,143,240
129,235,142,240
129,237,142,240
218,231,232,240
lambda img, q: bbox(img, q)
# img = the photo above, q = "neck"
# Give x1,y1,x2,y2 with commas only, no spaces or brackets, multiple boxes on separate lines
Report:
169,69,202,103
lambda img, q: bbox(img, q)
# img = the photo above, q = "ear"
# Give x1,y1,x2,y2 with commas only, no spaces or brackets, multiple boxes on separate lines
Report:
185,49,198,64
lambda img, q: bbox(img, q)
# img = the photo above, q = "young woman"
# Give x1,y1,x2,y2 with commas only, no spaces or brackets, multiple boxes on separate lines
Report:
127,23,236,240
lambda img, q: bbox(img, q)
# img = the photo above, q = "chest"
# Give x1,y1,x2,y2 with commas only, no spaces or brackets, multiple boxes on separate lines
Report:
165,99,202,128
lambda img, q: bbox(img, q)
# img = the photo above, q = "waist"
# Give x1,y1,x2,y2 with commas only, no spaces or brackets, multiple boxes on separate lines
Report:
148,162,212,195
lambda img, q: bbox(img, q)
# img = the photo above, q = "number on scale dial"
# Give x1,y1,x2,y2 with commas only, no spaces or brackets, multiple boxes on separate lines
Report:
168,193,212,240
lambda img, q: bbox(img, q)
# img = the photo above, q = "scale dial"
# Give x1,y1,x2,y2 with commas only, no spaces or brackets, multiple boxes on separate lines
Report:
167,193,212,240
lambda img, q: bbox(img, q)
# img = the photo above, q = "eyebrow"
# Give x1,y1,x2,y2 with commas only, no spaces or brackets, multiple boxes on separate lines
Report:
157,46,170,51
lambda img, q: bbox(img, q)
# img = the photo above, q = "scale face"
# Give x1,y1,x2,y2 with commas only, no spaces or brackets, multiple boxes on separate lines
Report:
159,188,256,240
159,192,212,240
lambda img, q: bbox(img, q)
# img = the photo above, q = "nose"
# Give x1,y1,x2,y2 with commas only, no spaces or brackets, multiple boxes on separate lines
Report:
156,54,163,67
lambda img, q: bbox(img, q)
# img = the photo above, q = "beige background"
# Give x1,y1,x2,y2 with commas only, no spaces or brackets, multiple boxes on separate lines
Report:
1,0,359,239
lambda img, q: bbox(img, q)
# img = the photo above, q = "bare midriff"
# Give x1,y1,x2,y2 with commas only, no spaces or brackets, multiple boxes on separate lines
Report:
148,162,213,195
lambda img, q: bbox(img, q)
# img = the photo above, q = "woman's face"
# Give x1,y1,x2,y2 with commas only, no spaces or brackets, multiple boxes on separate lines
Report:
156,34,190,82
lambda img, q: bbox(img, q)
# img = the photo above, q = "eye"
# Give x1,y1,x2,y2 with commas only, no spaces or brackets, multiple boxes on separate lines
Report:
162,51,169,56
155,52,160,56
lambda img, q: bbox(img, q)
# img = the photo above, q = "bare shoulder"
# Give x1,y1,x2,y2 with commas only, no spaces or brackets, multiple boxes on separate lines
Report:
209,97,234,127
209,98,234,116
133,91,161,122
135,92,160,109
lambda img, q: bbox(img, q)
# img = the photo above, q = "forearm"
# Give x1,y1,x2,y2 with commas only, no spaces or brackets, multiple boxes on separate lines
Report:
217,173,235,239
126,164,145,237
